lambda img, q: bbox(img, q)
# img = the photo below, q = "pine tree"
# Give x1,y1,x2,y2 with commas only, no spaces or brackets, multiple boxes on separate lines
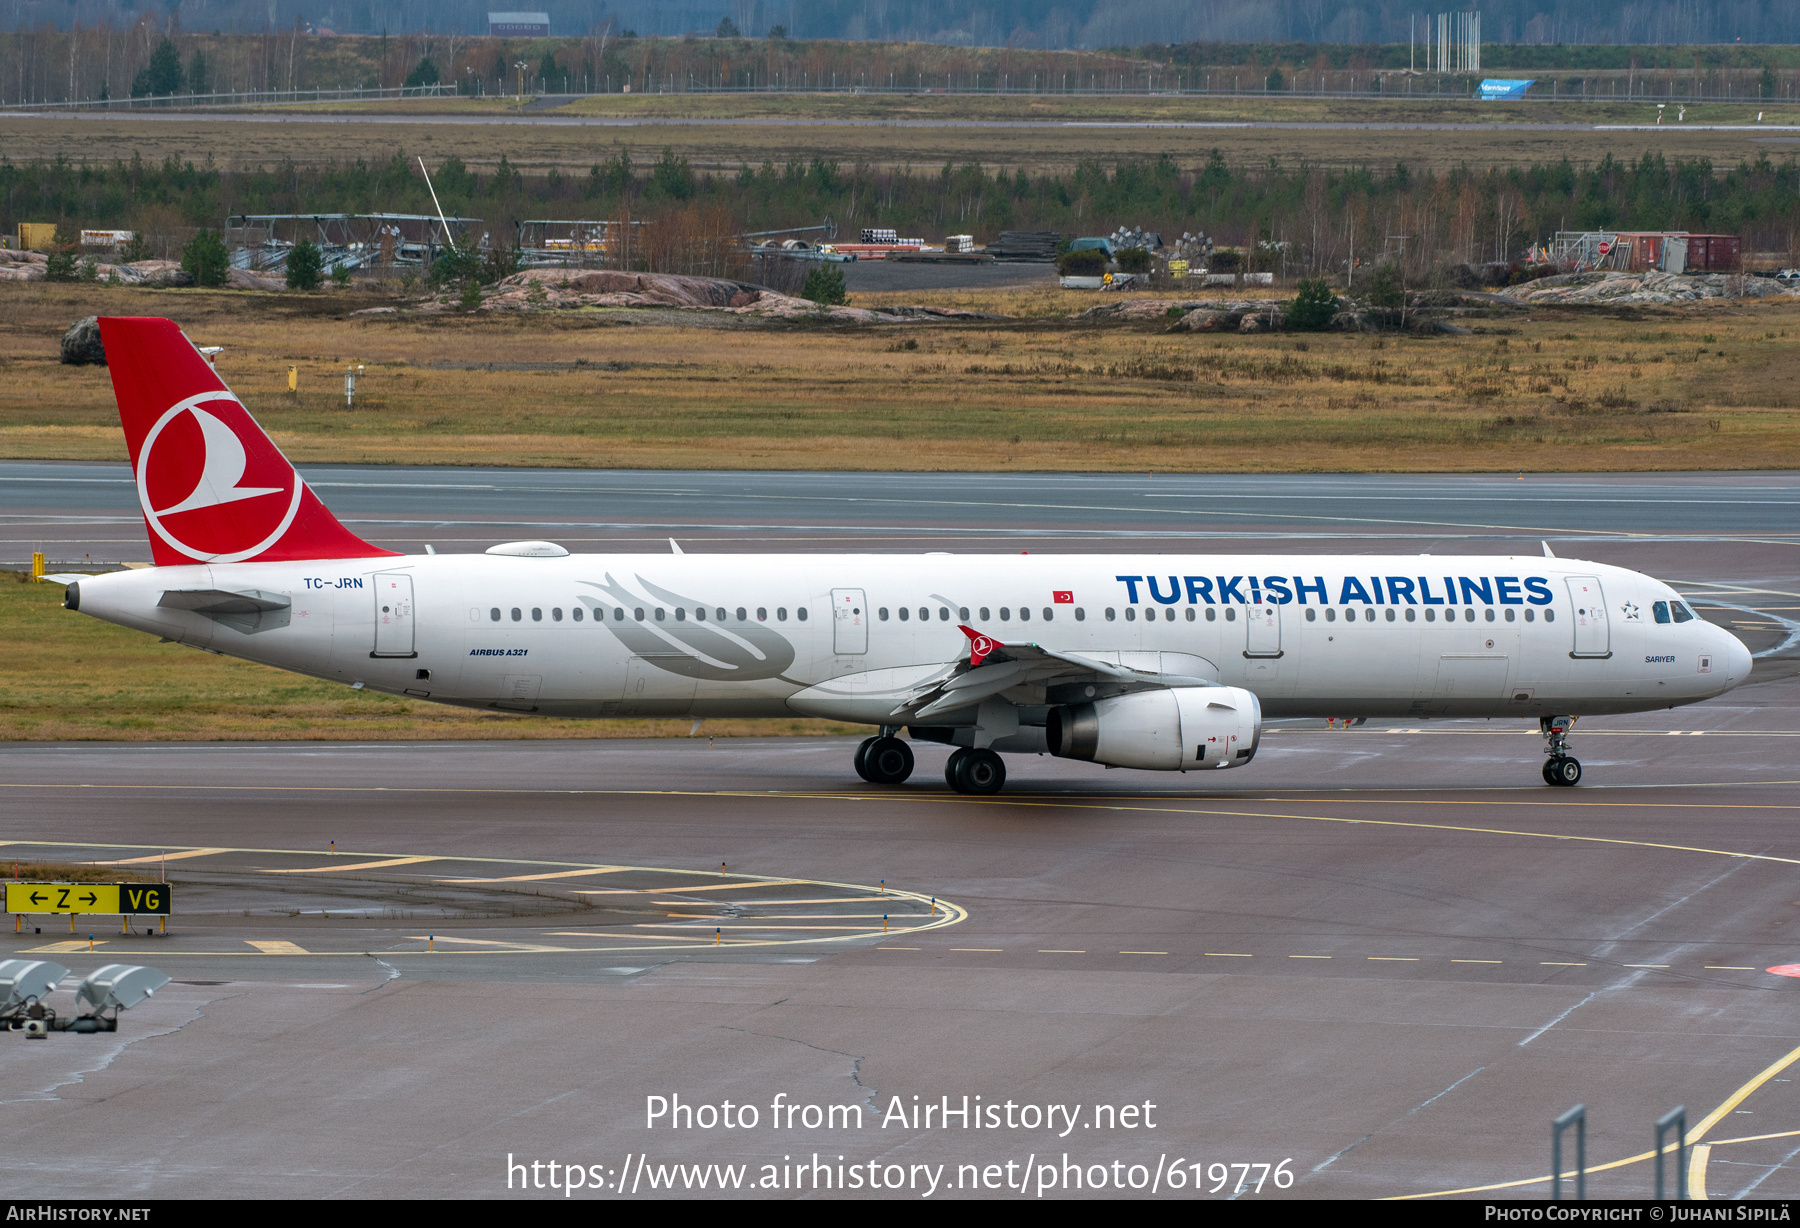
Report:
131,39,185,98
182,230,230,287
286,240,324,291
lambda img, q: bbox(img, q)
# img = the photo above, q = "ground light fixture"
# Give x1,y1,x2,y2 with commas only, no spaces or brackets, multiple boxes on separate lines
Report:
0,959,170,1037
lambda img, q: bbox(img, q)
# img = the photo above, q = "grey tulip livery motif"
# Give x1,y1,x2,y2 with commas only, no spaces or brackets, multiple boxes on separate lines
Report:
580,574,798,681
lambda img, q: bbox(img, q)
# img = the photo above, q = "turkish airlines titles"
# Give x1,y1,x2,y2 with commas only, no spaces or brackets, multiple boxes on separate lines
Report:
1113,573,1557,607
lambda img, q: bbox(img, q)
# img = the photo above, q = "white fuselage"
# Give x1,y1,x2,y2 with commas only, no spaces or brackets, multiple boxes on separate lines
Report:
70,551,1751,729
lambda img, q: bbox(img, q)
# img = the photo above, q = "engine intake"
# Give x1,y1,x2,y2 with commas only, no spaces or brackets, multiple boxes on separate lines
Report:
1047,686,1261,771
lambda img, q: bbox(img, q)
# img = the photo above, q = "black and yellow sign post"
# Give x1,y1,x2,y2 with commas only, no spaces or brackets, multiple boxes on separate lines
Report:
7,883,171,935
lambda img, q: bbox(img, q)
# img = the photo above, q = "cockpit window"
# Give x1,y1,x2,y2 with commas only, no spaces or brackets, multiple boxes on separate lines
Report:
1652,600,1670,624
1671,601,1695,624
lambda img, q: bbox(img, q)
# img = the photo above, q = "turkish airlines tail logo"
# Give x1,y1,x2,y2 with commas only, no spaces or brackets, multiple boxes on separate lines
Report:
99,317,398,566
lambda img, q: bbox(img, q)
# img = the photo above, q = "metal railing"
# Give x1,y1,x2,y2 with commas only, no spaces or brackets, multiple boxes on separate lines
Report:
1551,1103,1694,1200
1552,1105,1586,1200
1655,1106,1688,1201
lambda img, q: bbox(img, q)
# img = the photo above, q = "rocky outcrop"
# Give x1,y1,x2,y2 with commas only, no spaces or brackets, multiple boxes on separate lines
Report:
1163,300,1287,332
227,267,286,291
484,268,758,310
1496,270,1797,305
60,316,106,365
445,269,1001,323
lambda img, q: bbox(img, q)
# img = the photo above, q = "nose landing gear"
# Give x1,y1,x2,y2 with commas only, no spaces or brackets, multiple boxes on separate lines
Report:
1541,715,1581,787
854,730,915,785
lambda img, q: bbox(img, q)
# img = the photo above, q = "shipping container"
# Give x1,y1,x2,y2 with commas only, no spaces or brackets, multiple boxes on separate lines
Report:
17,223,57,252
1685,235,1741,272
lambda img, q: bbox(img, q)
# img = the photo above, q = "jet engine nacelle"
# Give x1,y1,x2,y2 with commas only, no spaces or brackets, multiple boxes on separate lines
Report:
1047,686,1262,771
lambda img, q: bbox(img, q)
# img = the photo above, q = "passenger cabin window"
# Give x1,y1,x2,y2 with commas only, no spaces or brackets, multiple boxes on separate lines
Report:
938,607,949,621
777,608,788,621
959,607,970,621
531,608,543,622
736,607,747,622
1524,609,1534,623
1504,608,1515,622
654,608,665,621
1671,602,1695,624
757,607,767,621
551,608,563,622
1207,608,1217,622
511,608,522,622
1484,609,1495,622
572,607,583,622
1406,608,1417,622
1184,608,1195,622
797,608,807,621
1225,608,1236,622
1325,608,1337,623
1104,608,1115,621
1018,607,1030,622
1075,608,1086,621
1425,609,1436,622
899,607,910,621
879,608,890,620
998,608,1010,621
675,608,687,621
1125,608,1136,622
1305,608,1317,622
980,608,991,621
1385,609,1396,622
490,608,501,621
1544,609,1556,622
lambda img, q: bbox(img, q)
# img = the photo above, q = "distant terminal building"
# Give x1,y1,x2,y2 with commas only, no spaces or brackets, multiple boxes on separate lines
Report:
488,11,550,36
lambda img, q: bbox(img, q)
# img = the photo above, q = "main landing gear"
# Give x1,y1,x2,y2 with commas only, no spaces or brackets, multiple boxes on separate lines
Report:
854,731,915,785
853,731,1006,795
945,747,1006,796
1541,715,1581,787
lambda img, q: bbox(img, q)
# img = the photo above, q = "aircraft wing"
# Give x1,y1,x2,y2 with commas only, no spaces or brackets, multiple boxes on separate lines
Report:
899,626,1213,719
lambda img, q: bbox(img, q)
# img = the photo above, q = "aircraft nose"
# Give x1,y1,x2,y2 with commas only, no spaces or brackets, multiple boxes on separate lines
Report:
1723,628,1753,687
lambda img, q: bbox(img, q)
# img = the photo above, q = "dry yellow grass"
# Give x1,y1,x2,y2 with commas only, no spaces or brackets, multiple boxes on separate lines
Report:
2,282,1797,474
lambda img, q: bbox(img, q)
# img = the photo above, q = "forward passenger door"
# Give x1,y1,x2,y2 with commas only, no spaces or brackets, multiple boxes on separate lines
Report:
1567,576,1611,658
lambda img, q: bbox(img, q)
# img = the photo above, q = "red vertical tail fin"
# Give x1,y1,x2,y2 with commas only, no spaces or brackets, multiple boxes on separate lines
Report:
99,317,397,566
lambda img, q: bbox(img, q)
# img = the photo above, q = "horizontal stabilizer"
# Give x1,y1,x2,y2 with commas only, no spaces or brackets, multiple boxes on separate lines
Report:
158,589,292,616
158,588,292,634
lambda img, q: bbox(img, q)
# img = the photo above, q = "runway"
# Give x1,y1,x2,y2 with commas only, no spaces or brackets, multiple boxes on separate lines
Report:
11,106,1800,136
5,467,1800,1198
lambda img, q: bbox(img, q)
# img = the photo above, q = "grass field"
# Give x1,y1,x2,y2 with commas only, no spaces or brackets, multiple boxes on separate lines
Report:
2,282,1797,474
0,575,859,741
6,92,1792,174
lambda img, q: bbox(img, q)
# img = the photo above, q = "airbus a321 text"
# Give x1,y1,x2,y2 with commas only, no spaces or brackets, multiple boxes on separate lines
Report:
53,318,1752,793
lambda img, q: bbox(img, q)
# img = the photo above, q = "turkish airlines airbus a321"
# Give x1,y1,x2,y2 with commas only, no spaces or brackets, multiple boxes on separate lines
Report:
54,317,1752,793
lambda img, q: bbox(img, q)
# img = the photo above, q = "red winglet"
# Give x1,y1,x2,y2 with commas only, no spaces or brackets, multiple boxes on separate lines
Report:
99,317,399,566
958,624,998,668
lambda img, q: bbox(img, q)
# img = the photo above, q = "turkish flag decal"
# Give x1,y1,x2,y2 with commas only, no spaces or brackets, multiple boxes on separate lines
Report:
1052,590,1074,603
